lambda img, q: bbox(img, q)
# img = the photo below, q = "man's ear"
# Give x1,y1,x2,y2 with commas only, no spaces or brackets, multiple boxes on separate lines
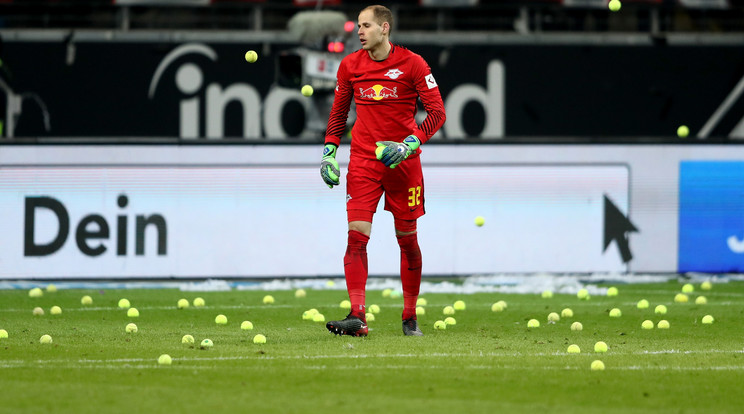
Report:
382,22,390,35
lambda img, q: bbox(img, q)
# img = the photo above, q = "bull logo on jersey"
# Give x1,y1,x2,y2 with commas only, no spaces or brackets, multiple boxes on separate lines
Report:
359,85,398,101
384,69,403,79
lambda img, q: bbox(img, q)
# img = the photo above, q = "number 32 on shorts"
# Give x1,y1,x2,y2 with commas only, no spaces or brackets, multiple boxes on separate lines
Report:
408,186,422,207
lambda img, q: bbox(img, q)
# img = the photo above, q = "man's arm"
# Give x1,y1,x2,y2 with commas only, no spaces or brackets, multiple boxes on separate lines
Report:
409,55,446,144
321,60,353,188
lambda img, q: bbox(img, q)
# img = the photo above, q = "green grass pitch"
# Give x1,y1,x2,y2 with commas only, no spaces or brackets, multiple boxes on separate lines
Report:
1,280,743,413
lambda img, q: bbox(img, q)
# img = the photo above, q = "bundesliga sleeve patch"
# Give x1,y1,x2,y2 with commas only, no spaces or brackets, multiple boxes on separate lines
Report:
425,73,438,89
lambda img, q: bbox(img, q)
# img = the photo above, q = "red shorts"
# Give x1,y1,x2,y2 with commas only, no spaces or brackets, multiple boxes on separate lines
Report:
346,155,425,223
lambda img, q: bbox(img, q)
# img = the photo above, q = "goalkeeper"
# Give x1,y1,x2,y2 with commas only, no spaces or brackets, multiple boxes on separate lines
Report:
320,5,446,337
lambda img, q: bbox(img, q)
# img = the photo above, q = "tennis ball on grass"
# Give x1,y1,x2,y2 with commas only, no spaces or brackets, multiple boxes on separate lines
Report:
182,334,194,344
541,290,553,299
561,308,574,318
416,298,427,306
609,308,622,318
654,305,667,315
606,286,619,296
33,307,44,316
366,313,375,321
444,317,456,326
253,334,267,344
369,304,380,314
577,289,589,300
301,85,314,97
674,293,689,303
695,296,707,305
340,300,351,309
193,297,205,307
547,312,560,322
491,303,504,312
433,320,447,330
701,281,712,291
81,295,93,305
0,329,7,339
295,289,307,298
158,354,172,365
241,321,254,330
701,315,714,324
637,299,649,309
200,339,213,349
244,50,257,63
594,341,608,353
527,319,540,328
682,283,694,293
416,306,425,316
50,306,62,315
642,320,654,329
313,313,325,322
453,300,466,311
570,321,583,331
40,334,53,344
591,360,605,371
118,298,130,309
567,344,580,354
127,308,139,318
263,295,275,304
177,298,189,309
215,314,227,325
443,306,455,315
657,320,670,329
29,287,43,298
46,284,57,293
125,323,138,333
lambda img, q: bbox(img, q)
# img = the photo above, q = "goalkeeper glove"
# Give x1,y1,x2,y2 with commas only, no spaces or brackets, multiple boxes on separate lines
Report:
375,135,421,169
320,144,340,188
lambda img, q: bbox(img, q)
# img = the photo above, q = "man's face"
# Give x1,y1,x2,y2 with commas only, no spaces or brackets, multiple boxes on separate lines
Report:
357,10,386,51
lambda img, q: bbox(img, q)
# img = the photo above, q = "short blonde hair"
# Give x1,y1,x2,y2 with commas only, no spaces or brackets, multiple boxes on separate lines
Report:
361,5,393,35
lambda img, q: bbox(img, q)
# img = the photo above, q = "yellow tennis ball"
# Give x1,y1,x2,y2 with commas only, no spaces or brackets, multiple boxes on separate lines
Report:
158,354,172,365
609,308,622,318
182,334,194,344
416,298,427,306
177,298,189,309
701,315,714,324
244,50,258,63
312,313,325,322
677,125,689,138
608,0,621,12
496,300,507,309
241,320,254,330
444,316,456,326
263,295,275,304
594,341,608,353
125,323,138,333
0,329,8,339
253,334,267,344
547,312,560,322
46,284,57,293
561,308,574,318
416,306,426,316
366,312,375,322
657,320,670,329
50,306,62,315
33,307,44,316
527,319,540,328
215,314,227,325
295,289,307,298
541,290,553,299
301,84,314,97
118,298,130,309
443,306,455,315
474,216,485,227
453,300,466,311
39,334,53,344
567,344,581,354
491,302,504,312
642,320,654,329
654,304,667,315
591,360,605,371
382,288,392,298
339,300,351,309
577,289,589,300
81,295,93,305
637,299,649,309
701,281,712,291
674,293,689,303
193,297,205,307
682,283,694,293
570,321,583,331
200,338,213,349
433,320,447,330
29,287,43,298
695,296,707,305
127,308,139,318
606,287,618,297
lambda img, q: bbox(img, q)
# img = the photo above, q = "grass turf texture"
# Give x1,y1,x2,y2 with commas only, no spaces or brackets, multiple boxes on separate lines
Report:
1,280,743,413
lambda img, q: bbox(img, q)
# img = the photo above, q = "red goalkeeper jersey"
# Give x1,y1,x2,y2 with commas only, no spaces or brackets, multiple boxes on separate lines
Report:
324,42,446,160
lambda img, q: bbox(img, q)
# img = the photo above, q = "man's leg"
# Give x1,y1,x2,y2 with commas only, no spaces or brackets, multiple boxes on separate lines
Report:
396,219,424,336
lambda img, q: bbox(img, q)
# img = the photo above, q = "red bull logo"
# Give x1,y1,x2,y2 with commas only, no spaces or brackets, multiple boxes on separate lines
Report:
359,85,398,101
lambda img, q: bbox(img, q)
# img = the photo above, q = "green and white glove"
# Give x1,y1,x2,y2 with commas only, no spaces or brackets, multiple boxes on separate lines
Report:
375,135,420,169
320,144,340,188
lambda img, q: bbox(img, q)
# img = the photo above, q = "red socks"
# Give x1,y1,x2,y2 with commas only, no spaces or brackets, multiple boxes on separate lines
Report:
344,230,369,319
397,232,422,320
